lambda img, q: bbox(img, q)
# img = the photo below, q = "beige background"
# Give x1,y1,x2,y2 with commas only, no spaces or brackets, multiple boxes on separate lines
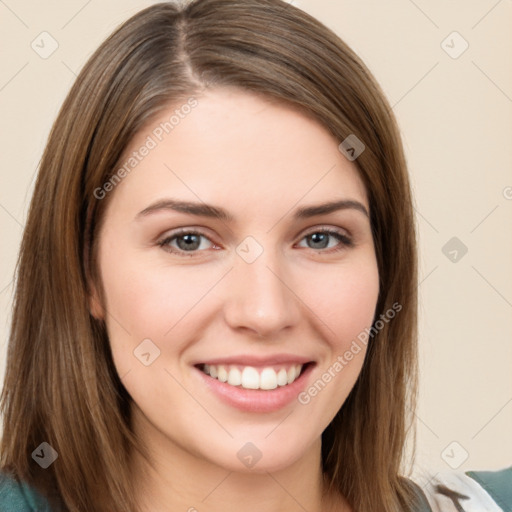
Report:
1,0,511,480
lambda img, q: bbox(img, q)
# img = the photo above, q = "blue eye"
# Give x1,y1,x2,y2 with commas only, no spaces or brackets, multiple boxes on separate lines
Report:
297,229,353,252
159,230,215,255
158,228,353,257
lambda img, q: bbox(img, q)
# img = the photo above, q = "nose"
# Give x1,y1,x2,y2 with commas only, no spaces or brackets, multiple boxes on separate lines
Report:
222,248,302,338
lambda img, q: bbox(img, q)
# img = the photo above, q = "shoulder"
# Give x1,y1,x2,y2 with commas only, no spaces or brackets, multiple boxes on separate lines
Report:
0,472,53,511
413,465,512,512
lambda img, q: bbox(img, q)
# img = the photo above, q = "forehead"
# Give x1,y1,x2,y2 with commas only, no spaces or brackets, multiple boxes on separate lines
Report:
106,87,368,220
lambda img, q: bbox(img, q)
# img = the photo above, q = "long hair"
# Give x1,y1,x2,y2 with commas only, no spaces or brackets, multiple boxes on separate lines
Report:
0,1,418,510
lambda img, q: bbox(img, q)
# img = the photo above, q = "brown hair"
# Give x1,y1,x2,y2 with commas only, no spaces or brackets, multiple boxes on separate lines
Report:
0,1,418,510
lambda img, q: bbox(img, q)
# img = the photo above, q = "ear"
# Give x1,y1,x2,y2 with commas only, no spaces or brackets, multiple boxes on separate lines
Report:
88,283,105,321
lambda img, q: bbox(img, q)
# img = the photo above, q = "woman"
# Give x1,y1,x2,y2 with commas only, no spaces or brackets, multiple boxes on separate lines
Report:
0,1,509,511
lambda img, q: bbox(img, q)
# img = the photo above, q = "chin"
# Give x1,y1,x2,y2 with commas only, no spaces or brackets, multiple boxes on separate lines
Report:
201,433,319,475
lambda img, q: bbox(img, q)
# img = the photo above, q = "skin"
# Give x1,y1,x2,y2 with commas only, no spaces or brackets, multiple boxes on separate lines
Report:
90,87,379,512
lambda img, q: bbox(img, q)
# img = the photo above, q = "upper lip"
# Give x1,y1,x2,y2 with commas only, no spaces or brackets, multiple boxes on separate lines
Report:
193,354,315,367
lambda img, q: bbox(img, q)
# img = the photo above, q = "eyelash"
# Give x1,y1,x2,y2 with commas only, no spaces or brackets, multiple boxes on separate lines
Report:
157,227,353,257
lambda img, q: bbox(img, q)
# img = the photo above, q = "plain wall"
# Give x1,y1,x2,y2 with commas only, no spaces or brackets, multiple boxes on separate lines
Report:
0,0,511,480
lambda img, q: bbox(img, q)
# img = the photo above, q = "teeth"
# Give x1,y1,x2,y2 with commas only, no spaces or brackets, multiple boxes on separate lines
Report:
277,368,288,386
217,365,228,382
227,367,242,386
240,367,259,389
201,363,304,390
260,368,278,390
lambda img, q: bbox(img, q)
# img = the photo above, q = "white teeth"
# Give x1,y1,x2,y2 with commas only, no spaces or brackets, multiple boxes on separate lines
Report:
201,363,304,390
277,368,288,386
287,366,296,384
227,367,242,386
241,367,260,389
260,368,278,390
217,365,228,382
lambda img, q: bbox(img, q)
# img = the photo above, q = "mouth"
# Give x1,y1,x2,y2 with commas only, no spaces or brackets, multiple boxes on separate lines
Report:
195,362,311,390
192,359,316,413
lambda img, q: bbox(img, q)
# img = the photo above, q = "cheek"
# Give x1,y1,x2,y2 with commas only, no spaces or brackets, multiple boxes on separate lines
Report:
304,258,380,348
103,268,203,332
101,243,379,353
98,244,221,366
99,227,379,380
292,257,379,428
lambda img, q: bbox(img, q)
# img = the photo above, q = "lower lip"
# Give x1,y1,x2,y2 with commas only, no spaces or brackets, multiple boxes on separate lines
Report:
194,364,315,413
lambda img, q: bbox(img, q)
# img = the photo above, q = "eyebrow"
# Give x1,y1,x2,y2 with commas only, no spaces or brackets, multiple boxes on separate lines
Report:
136,198,369,221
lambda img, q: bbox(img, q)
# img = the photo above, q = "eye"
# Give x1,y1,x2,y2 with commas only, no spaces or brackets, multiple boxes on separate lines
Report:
158,227,353,257
158,230,216,256
296,228,353,253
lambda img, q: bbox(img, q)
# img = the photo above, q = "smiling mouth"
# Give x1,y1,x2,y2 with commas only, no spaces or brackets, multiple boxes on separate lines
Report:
196,363,312,391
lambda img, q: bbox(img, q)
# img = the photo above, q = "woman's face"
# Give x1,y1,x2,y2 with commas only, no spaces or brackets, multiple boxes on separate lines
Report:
92,87,379,473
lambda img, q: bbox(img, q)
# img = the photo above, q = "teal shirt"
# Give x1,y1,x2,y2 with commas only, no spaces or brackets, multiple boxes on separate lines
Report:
0,467,510,511
0,473,52,511
467,467,512,512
